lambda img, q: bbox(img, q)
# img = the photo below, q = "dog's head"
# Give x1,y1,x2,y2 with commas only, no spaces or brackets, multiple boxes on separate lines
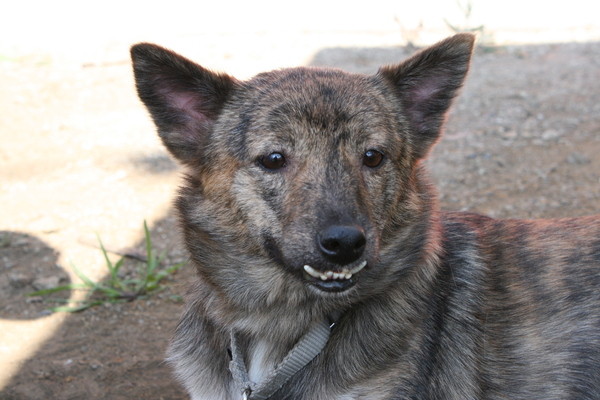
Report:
131,34,474,321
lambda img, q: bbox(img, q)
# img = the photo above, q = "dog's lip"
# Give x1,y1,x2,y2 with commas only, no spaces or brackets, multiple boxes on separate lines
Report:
303,261,367,281
308,277,356,292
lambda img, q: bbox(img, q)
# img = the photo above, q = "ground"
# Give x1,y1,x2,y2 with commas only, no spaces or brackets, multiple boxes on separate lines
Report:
1,39,599,399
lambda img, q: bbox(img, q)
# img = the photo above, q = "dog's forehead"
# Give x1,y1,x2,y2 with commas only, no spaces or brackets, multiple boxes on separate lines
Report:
248,67,374,104
237,67,396,146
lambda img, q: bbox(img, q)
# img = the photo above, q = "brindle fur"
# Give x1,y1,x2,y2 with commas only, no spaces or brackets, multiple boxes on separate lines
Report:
131,34,600,399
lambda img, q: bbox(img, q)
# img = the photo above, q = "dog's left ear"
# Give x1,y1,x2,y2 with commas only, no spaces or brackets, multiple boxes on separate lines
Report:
378,33,475,159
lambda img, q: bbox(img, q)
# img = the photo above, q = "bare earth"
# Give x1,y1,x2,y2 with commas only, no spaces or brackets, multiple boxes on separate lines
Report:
1,40,599,399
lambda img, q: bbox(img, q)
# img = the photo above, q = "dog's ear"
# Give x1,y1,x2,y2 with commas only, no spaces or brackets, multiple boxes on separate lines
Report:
131,43,238,164
377,33,475,159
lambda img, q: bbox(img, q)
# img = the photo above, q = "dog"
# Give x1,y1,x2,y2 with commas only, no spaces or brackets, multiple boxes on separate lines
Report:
131,34,600,399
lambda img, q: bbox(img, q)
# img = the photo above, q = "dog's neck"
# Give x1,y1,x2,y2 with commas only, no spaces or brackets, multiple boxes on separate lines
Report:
229,317,334,400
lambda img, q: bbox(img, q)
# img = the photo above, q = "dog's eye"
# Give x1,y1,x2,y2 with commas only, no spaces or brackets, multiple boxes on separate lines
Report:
259,152,286,170
363,149,384,168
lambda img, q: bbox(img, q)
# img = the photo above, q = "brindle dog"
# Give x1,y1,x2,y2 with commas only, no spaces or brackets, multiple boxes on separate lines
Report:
131,34,600,399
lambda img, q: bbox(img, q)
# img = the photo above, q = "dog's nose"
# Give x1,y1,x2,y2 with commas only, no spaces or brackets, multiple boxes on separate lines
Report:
318,225,366,265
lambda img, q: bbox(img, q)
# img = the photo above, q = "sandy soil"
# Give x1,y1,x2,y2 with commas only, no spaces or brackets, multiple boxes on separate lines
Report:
1,39,599,399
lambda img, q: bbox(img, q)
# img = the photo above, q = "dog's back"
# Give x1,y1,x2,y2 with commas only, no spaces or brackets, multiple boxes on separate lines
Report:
429,213,600,398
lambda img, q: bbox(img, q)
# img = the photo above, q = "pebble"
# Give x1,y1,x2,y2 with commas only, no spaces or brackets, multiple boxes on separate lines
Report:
89,361,102,370
9,273,32,288
566,153,591,165
2,256,14,268
32,276,61,290
541,129,562,141
26,296,44,304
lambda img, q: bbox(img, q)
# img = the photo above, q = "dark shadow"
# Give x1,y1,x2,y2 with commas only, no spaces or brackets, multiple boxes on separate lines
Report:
0,232,71,320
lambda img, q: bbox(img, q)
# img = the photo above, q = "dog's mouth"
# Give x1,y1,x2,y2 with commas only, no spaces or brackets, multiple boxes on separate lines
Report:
303,261,367,292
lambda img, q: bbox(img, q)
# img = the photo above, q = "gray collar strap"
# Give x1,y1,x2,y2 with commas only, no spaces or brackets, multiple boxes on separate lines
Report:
229,318,333,400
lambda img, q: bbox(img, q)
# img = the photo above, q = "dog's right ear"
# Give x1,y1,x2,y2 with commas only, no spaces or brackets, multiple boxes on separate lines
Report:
131,43,238,164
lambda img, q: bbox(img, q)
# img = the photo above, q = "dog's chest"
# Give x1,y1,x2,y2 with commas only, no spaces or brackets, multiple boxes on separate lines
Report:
248,339,278,384
245,339,358,399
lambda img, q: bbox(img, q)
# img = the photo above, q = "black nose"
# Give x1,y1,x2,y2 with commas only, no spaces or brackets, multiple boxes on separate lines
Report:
318,225,366,265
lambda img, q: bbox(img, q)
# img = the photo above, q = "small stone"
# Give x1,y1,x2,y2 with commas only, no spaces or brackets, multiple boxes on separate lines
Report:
9,273,32,288
566,153,591,165
2,256,14,268
541,129,561,141
13,237,30,247
89,361,102,370
32,276,61,290
26,296,44,304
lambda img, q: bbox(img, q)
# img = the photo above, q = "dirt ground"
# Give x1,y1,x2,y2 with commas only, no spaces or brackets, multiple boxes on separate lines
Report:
1,39,599,399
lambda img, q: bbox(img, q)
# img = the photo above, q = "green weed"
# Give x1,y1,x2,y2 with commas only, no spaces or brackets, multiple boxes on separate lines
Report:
29,221,186,312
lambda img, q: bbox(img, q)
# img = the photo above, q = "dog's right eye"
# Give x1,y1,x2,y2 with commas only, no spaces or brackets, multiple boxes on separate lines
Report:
259,152,286,171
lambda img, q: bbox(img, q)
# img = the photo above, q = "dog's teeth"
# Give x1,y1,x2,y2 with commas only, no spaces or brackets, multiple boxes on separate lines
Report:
304,265,321,279
304,262,366,281
348,261,367,274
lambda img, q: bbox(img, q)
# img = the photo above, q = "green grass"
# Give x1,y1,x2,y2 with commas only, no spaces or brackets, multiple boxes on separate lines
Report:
29,221,186,312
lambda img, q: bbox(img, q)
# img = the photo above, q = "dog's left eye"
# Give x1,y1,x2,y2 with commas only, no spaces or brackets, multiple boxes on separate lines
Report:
363,149,384,168
259,152,286,170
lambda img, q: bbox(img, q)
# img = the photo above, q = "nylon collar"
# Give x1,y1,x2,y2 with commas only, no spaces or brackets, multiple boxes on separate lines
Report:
229,317,335,400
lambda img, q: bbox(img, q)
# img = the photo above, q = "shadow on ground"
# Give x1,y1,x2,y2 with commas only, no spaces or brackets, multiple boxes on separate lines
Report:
0,232,70,321
0,214,191,399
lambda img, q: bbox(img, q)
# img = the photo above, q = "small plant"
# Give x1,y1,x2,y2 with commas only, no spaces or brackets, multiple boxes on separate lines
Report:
394,16,424,50
443,0,495,48
29,221,186,312
444,0,484,34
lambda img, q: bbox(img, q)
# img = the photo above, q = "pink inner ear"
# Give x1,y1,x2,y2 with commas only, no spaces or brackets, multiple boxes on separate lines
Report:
410,78,442,105
405,76,446,131
168,91,211,124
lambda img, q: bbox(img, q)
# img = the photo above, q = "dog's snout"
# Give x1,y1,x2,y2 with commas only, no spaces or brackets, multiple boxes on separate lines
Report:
318,225,366,265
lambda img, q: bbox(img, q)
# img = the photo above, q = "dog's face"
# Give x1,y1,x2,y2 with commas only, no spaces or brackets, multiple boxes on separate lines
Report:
215,68,415,293
131,35,474,317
